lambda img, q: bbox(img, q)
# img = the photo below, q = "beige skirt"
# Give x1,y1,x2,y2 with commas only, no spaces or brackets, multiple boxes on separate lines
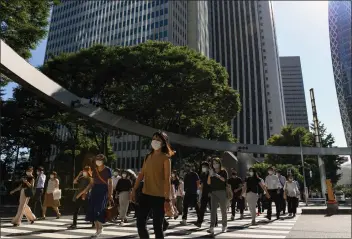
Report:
43,193,60,207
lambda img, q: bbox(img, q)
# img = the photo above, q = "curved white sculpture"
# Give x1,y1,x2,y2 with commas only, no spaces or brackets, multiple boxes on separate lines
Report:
1,40,351,156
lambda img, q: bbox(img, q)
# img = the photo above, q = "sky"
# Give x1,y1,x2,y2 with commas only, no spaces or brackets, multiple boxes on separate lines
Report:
2,1,348,148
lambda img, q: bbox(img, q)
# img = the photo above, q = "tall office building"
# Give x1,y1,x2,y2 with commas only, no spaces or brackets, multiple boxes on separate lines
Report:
45,0,209,170
280,56,309,129
328,1,352,146
209,1,286,145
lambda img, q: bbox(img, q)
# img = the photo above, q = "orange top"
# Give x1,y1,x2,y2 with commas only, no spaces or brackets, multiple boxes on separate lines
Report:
142,152,171,198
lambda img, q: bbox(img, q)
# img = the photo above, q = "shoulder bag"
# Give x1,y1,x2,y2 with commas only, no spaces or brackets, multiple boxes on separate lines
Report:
96,168,118,221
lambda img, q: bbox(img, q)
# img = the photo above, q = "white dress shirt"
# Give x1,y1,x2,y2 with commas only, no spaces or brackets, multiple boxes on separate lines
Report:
278,175,286,188
265,174,281,190
36,173,46,189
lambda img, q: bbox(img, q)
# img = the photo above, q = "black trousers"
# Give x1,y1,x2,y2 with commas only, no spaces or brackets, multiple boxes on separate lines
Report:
279,189,286,213
287,196,298,214
72,197,89,225
32,188,44,217
197,195,218,224
182,193,199,220
137,194,165,239
267,189,281,219
231,196,244,216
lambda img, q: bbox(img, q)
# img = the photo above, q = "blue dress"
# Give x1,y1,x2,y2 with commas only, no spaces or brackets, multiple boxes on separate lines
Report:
86,167,112,223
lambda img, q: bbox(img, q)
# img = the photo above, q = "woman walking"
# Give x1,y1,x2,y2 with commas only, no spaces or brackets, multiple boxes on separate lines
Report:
171,171,180,219
68,166,93,229
242,168,270,225
284,174,300,217
42,171,61,219
116,170,132,225
10,167,36,226
83,154,113,238
207,157,228,235
132,131,174,239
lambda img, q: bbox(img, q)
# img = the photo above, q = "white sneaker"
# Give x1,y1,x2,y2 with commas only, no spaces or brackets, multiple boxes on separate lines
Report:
91,228,103,238
120,222,124,226
222,226,227,232
180,219,187,226
207,227,214,235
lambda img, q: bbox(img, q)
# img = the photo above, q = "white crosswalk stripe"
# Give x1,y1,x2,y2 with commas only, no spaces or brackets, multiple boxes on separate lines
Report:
0,208,300,238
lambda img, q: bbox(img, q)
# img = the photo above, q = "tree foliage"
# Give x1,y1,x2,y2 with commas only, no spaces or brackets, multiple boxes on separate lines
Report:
40,42,241,161
265,123,345,189
0,0,58,59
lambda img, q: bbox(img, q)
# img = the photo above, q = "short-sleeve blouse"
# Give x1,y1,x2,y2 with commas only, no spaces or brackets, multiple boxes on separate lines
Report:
93,167,112,185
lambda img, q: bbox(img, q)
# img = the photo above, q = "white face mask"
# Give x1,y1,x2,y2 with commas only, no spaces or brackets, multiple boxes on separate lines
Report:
268,170,273,175
37,171,40,175
249,172,254,176
83,172,88,177
288,178,293,182
50,175,54,179
26,172,32,176
122,174,127,178
171,174,175,177
202,167,208,173
96,160,103,167
213,163,220,169
113,172,118,176
151,140,162,150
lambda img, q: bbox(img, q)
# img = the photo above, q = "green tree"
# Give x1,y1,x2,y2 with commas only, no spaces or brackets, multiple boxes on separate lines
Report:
40,41,241,161
266,125,314,165
265,123,345,190
0,0,58,59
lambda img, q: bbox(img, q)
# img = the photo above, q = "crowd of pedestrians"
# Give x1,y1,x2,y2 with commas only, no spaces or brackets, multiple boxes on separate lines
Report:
9,131,301,238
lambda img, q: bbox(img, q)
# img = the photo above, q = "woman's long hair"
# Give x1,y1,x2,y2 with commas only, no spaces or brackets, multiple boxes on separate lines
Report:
171,170,180,191
83,166,92,177
211,157,224,170
151,131,175,157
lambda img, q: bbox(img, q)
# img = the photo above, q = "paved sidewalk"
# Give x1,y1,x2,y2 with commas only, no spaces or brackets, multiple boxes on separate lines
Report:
287,214,351,238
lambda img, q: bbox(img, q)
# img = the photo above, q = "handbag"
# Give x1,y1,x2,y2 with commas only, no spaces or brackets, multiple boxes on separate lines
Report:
53,189,62,200
105,201,119,221
24,187,34,198
226,184,233,201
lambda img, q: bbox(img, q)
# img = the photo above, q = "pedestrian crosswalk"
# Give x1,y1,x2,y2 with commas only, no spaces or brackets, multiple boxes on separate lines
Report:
0,208,300,238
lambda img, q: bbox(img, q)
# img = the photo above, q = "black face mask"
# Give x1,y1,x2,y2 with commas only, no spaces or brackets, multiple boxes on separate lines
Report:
232,173,237,176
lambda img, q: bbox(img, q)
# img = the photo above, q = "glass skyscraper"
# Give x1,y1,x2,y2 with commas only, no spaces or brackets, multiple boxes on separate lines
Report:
328,1,352,146
209,1,286,145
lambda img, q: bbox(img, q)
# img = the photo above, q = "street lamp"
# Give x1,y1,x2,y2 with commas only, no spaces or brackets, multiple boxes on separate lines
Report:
299,135,308,206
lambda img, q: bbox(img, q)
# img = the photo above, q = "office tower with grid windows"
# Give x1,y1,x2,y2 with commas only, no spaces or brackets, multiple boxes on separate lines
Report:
280,56,309,129
209,0,286,145
328,1,352,146
45,0,210,170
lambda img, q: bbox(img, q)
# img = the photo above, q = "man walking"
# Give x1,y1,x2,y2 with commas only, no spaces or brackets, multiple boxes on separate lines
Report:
195,161,217,227
265,166,282,220
181,164,200,226
32,166,46,219
228,169,244,220
276,170,286,214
